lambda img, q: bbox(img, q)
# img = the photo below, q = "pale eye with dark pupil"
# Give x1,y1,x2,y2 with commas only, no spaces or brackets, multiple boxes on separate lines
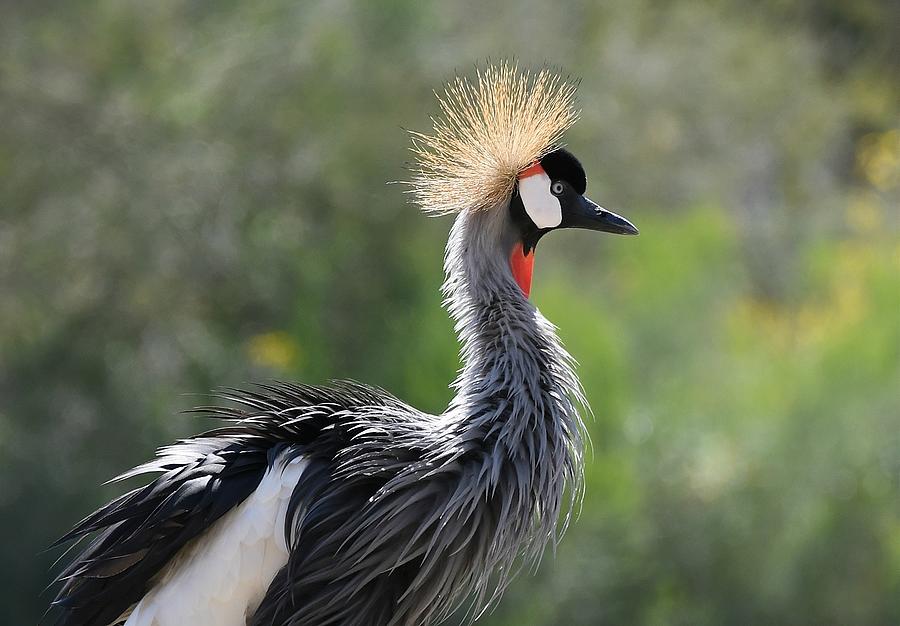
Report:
551,181,565,196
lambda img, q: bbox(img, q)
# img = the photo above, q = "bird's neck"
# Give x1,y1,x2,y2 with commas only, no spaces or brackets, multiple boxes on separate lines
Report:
441,209,585,479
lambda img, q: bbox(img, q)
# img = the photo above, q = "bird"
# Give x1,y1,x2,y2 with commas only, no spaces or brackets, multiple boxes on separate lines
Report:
49,62,638,626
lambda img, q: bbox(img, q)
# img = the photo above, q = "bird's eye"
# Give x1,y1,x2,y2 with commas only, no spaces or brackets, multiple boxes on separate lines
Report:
550,181,565,196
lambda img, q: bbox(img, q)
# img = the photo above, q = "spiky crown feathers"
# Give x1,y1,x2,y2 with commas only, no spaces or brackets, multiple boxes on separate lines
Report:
408,63,579,216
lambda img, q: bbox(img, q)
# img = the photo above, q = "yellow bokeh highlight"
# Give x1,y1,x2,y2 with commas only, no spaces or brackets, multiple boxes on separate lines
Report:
857,129,900,191
247,331,299,371
729,241,877,350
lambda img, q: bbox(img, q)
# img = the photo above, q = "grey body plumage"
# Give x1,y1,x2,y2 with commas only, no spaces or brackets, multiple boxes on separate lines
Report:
52,207,585,626
50,64,637,625
260,206,586,625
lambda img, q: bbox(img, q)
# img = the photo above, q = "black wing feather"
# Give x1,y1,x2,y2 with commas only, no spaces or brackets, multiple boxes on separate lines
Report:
49,380,393,626
51,439,271,625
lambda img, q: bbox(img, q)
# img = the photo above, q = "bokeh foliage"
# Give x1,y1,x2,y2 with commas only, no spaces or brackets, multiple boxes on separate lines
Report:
1,1,898,624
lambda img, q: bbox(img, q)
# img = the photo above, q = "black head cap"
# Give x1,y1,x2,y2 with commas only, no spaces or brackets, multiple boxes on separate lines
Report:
539,148,586,194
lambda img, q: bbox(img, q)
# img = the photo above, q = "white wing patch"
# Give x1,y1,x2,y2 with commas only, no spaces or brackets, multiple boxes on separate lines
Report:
124,452,307,626
519,170,562,229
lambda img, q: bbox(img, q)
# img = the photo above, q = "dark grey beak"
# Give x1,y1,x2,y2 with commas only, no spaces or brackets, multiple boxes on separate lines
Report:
563,195,638,235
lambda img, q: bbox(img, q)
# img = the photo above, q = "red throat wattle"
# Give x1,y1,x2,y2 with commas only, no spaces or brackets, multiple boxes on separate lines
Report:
509,241,535,298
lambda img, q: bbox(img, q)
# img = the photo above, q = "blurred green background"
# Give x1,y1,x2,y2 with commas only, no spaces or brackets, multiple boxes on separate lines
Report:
2,1,899,624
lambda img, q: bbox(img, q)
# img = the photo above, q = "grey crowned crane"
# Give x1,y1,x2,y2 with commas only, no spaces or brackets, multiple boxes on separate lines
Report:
50,63,638,626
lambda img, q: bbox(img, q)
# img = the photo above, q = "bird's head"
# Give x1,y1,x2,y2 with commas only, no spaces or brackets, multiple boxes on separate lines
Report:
408,62,637,299
508,148,637,295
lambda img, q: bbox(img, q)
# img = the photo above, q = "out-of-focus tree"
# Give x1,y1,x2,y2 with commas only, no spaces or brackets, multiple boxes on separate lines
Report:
0,1,897,624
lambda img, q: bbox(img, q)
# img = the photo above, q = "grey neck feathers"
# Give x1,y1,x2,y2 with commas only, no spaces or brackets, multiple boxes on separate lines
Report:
441,205,586,558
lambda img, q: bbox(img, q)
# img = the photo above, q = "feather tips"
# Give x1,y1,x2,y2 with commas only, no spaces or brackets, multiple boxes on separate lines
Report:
408,62,579,215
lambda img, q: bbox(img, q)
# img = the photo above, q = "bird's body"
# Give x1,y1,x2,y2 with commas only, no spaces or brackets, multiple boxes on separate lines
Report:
51,64,637,626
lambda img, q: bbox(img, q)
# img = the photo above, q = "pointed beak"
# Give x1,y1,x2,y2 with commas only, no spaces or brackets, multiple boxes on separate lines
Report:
563,195,639,236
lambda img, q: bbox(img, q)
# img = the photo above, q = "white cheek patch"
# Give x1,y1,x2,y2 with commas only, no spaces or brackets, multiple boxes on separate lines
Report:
519,170,562,229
